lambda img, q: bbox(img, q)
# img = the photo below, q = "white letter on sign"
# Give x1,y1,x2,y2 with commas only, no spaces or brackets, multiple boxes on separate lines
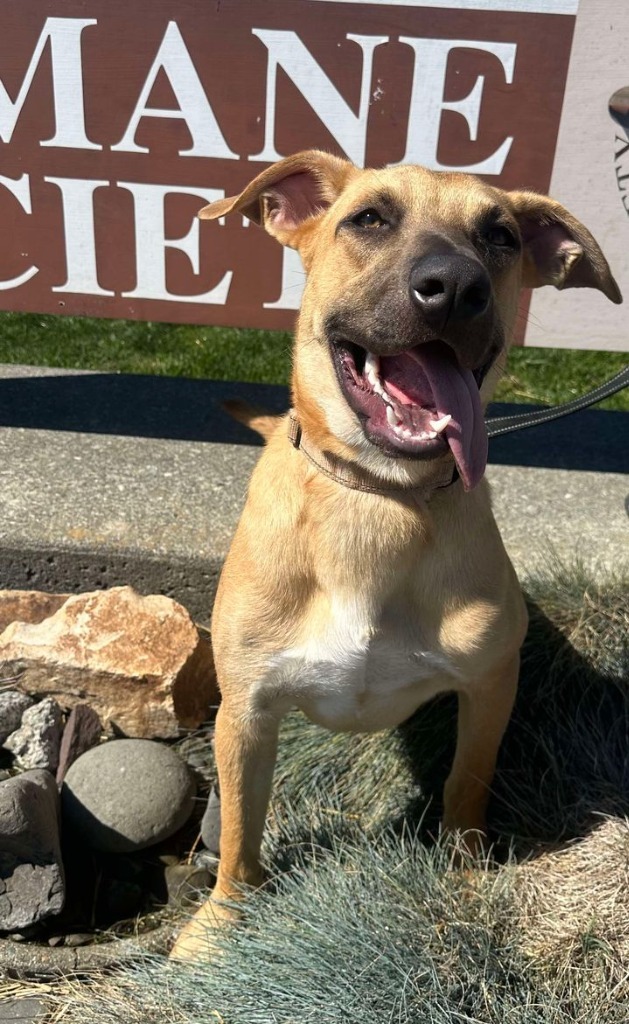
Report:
118,183,233,304
250,29,388,167
399,38,516,174
112,22,237,159
46,177,114,296
0,18,101,150
0,174,38,290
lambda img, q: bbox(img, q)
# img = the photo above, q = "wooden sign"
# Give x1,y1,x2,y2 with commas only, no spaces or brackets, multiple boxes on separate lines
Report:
0,0,625,349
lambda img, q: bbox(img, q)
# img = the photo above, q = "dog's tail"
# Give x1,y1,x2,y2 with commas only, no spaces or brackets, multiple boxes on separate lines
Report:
222,399,282,442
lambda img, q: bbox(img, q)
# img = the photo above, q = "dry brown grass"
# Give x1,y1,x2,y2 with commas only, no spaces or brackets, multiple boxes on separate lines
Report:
515,817,629,982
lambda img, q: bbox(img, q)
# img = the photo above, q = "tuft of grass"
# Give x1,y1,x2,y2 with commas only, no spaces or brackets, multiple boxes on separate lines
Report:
0,311,626,409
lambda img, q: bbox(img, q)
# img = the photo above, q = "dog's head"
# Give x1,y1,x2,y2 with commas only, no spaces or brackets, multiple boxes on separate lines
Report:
200,152,621,491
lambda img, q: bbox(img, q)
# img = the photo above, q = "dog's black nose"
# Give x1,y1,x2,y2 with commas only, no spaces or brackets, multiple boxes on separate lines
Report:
409,253,491,330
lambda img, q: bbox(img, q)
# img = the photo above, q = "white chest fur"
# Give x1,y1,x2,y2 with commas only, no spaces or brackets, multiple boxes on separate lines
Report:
257,596,459,733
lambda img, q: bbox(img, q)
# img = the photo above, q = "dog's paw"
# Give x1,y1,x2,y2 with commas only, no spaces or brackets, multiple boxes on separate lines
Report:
169,896,238,962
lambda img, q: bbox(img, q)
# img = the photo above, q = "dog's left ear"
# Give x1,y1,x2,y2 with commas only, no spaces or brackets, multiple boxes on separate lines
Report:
198,150,356,248
510,191,622,304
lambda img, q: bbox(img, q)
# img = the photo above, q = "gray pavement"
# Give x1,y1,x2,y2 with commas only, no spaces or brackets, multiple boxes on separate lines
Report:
0,364,626,620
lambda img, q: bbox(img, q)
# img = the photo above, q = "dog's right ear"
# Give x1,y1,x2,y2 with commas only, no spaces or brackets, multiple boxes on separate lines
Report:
198,150,356,248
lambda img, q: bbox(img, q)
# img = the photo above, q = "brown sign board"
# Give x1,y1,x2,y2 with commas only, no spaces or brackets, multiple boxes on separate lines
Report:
0,0,626,349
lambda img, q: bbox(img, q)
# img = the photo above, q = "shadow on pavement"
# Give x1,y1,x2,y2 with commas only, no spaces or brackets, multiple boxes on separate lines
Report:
0,371,626,472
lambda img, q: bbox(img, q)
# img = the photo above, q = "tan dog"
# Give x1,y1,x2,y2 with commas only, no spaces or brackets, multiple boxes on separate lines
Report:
171,152,621,959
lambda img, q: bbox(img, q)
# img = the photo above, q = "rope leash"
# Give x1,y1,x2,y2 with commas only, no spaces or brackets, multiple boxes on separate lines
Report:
485,364,629,438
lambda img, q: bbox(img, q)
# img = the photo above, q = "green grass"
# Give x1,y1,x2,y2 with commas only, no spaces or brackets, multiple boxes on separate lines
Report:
0,311,627,410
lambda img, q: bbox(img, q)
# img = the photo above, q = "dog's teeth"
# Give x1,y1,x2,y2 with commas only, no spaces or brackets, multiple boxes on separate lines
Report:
426,430,437,440
386,406,397,427
365,352,380,387
429,414,452,433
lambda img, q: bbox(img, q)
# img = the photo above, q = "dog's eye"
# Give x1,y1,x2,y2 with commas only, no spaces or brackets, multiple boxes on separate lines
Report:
352,208,387,229
484,225,517,248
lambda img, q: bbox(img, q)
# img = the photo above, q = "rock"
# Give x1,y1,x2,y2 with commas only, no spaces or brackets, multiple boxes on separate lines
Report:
62,739,197,853
5,930,37,942
0,997,47,1021
4,698,64,772
193,849,219,871
56,704,103,784
200,784,221,856
164,862,212,907
0,770,64,930
0,587,217,739
0,691,34,744
61,932,93,948
0,590,69,634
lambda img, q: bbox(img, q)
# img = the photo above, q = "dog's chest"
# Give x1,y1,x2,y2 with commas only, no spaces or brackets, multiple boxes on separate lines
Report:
261,597,456,732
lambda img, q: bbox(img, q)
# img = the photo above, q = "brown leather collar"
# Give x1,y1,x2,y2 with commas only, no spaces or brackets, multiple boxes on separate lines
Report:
288,411,457,500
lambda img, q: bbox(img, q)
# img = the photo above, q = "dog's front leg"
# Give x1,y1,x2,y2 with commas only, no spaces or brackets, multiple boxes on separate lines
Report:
170,700,279,960
442,652,520,853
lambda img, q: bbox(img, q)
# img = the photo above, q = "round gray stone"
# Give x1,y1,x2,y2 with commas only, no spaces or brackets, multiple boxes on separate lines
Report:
61,739,196,853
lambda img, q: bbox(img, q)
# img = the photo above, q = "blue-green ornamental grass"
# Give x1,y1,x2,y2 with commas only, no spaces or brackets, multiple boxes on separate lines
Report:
61,826,625,1024
49,561,629,1023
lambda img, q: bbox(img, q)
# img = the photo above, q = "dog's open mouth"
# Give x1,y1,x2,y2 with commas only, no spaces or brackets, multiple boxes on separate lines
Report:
332,339,490,491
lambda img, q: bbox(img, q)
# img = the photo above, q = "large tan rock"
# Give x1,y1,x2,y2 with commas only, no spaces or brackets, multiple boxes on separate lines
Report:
0,589,69,633
0,587,217,739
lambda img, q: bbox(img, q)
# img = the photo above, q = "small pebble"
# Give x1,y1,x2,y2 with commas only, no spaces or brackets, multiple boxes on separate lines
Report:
193,848,220,871
0,690,34,744
63,932,94,948
165,862,212,907
4,697,64,772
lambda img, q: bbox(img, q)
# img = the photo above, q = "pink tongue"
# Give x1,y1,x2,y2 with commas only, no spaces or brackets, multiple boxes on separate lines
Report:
394,342,488,491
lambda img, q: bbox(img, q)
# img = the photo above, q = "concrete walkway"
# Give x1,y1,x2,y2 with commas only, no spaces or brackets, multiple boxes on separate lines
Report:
0,365,626,620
